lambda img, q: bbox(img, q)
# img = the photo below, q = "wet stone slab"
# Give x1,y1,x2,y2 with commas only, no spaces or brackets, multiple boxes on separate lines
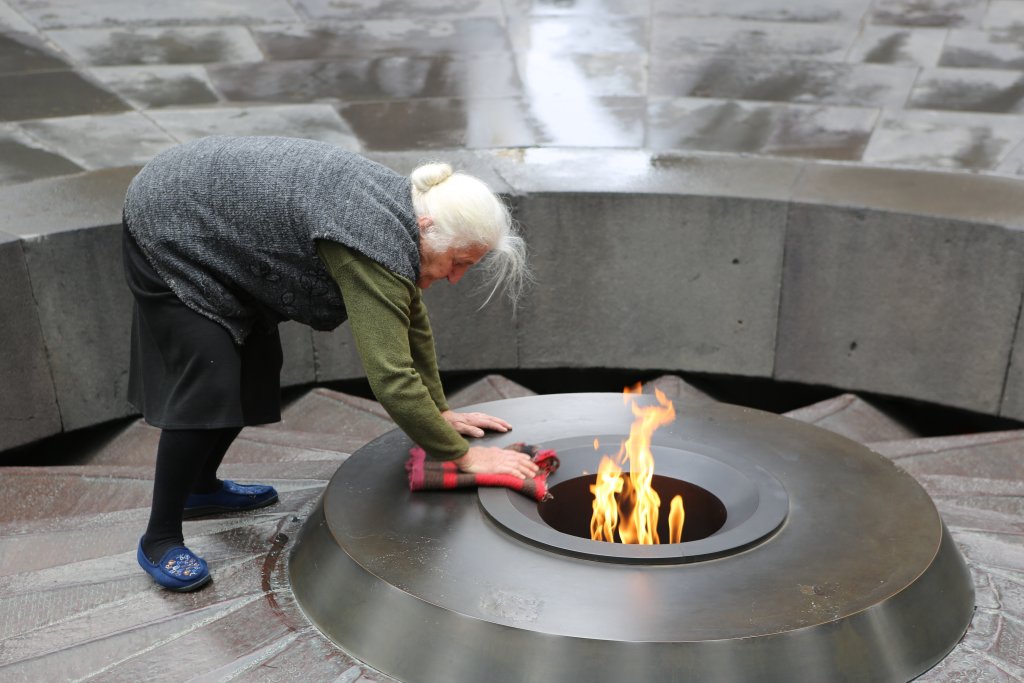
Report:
89,65,220,108
525,96,646,146
0,126,82,184
650,55,919,108
148,104,359,147
0,31,67,74
252,18,510,59
515,52,646,98
0,1,37,34
910,67,1024,114
651,0,874,23
651,17,857,62
43,26,265,66
0,70,128,121
647,97,878,161
18,112,176,168
845,27,947,66
293,0,504,20
862,109,1024,171
5,0,301,29
208,54,522,102
940,29,1024,70
869,0,988,28
340,95,645,149
983,0,1024,30
339,97,538,149
506,15,648,53
504,0,647,16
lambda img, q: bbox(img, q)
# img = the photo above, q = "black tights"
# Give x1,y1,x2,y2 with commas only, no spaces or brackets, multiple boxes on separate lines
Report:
141,427,241,563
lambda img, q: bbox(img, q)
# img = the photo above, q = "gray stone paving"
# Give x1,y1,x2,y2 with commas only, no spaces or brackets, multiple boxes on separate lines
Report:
4,0,1024,184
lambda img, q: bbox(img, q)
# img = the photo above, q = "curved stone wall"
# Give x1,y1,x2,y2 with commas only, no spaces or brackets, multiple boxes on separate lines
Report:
3,149,1024,451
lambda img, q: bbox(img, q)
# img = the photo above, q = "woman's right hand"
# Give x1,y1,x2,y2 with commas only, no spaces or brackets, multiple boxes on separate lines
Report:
454,446,539,479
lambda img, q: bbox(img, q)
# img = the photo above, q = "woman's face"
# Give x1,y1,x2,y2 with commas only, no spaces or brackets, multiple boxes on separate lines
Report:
417,218,489,289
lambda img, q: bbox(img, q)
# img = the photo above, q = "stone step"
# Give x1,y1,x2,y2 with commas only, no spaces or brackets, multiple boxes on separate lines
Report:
279,388,393,439
0,485,322,577
641,374,718,408
75,420,161,467
446,374,536,409
782,393,917,443
870,430,1024,481
235,425,364,457
220,628,391,682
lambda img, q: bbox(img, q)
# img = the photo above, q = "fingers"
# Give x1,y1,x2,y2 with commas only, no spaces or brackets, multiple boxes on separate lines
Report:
502,450,540,479
476,413,512,432
463,412,511,433
515,452,541,478
445,410,512,435
453,421,486,438
459,446,541,479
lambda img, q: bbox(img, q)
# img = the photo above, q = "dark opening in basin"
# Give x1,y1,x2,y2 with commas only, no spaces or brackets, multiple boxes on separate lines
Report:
538,474,728,543
479,435,790,564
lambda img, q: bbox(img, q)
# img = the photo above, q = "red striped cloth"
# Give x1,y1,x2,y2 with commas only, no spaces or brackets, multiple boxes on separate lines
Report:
406,442,560,502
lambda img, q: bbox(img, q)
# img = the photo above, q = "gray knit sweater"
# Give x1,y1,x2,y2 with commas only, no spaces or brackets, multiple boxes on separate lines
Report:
124,136,420,343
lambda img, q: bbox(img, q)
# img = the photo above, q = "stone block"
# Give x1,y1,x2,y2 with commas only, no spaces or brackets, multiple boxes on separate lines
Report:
0,126,83,186
45,26,265,66
999,304,1024,421
9,0,301,29
148,105,359,149
0,232,61,451
311,266,518,383
19,112,176,169
0,70,128,122
793,162,1024,229
279,320,316,389
483,148,803,200
423,268,519,373
515,193,787,375
19,223,135,431
311,325,364,383
775,204,1024,414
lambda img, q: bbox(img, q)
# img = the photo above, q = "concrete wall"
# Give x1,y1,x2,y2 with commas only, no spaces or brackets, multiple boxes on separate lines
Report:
3,150,1024,452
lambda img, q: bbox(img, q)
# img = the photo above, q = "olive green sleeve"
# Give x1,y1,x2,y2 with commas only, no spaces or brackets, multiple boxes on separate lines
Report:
408,287,450,412
316,241,468,461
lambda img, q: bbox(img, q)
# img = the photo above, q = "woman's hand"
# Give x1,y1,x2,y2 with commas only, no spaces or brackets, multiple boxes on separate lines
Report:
453,446,540,479
442,410,512,438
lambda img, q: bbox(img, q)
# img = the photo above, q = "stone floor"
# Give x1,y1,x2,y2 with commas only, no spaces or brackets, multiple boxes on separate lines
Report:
4,0,1024,186
1,375,1023,681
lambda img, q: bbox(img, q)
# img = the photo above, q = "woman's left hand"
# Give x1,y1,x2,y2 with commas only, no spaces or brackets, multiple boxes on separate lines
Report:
442,410,512,438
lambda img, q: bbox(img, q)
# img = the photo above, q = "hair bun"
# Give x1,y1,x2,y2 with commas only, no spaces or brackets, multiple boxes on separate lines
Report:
411,162,454,192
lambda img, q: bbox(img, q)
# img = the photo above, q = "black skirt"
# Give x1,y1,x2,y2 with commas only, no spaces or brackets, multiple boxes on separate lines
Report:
122,224,283,429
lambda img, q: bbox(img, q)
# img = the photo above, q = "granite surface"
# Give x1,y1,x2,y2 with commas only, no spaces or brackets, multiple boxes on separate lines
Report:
4,0,1024,182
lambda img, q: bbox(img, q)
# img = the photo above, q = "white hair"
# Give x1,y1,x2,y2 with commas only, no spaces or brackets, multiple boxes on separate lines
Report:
410,162,531,308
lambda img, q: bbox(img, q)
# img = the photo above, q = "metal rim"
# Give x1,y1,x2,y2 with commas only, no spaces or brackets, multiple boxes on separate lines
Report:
479,436,789,563
289,394,975,683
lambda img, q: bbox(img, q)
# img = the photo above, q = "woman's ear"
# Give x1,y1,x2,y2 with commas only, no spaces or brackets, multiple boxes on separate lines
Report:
417,216,434,235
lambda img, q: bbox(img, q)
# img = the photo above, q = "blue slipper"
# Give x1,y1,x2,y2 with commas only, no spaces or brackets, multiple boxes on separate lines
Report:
183,480,279,518
137,540,211,592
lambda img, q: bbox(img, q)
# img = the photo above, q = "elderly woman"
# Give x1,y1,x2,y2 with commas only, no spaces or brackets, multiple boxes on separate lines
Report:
122,136,537,592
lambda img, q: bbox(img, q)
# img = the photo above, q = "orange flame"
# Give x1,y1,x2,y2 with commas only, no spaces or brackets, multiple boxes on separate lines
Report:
668,495,684,544
589,385,682,544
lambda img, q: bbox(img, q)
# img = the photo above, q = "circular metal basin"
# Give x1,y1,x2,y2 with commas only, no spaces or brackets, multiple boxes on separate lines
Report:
289,394,974,683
